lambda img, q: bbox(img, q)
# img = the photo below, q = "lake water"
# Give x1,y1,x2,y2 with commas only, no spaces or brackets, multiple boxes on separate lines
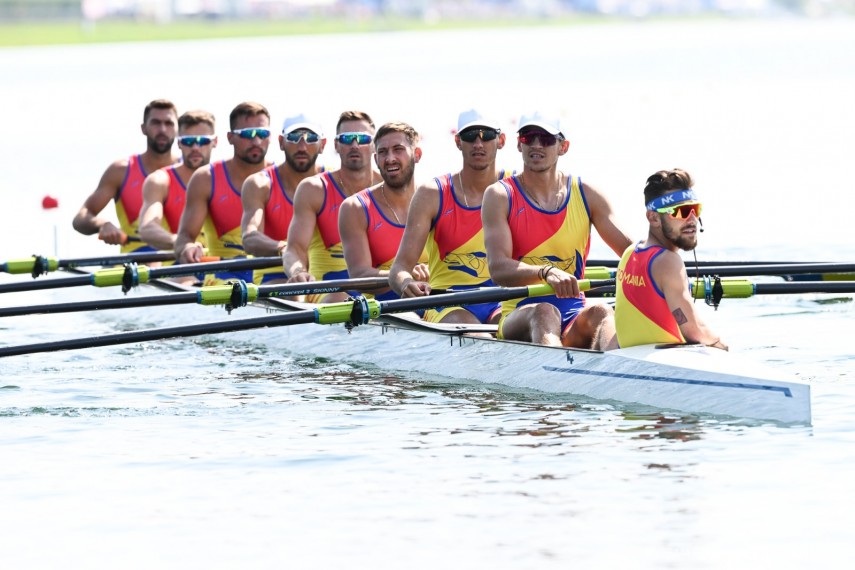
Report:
1,18,855,568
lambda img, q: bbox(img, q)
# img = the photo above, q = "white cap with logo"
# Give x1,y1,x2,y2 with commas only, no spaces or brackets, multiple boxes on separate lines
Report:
281,113,324,137
517,112,563,136
457,109,502,133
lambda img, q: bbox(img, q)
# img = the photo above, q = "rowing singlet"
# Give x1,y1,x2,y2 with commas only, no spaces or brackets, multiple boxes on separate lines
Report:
202,160,245,259
353,189,427,301
427,171,513,290
115,154,155,253
261,164,294,242
307,172,349,281
498,174,591,320
614,243,686,348
162,166,188,233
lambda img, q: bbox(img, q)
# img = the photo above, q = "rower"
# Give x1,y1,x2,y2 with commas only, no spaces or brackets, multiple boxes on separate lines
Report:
389,108,514,326
598,168,728,351
240,113,327,285
174,101,273,286
481,111,633,348
138,109,218,252
338,121,427,301
72,99,179,253
282,110,383,303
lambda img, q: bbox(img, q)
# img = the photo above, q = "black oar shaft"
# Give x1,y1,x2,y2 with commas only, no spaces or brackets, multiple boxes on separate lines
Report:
60,252,176,268
0,310,319,358
0,277,391,318
588,259,827,268
0,274,91,293
148,256,280,278
259,276,389,298
754,282,855,294
691,263,855,278
0,291,198,317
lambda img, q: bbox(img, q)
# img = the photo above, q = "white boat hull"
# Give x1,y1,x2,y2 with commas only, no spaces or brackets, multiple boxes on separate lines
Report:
259,305,811,424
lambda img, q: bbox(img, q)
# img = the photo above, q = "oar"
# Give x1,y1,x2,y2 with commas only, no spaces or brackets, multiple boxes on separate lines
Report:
587,278,855,305
1,251,178,277
587,259,854,281
0,280,611,358
587,258,832,267
0,277,390,318
0,257,282,295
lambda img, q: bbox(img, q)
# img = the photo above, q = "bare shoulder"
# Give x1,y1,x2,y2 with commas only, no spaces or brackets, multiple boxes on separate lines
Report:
650,248,688,280
243,169,271,192
579,179,611,204
415,176,440,196
145,168,170,185
186,165,213,196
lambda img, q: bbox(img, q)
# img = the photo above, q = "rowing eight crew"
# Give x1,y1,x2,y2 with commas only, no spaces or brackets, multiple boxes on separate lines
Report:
72,100,725,352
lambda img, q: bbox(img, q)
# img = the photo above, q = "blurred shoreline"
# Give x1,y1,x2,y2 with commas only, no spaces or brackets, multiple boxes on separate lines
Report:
2,0,854,48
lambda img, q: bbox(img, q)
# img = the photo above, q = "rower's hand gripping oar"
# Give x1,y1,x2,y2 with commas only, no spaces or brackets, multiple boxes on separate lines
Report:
0,280,609,358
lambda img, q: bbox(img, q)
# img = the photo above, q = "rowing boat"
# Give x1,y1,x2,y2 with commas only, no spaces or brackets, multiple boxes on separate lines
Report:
248,295,811,424
1,269,813,425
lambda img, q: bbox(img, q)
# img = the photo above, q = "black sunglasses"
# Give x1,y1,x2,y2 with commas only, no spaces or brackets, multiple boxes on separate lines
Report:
458,128,500,143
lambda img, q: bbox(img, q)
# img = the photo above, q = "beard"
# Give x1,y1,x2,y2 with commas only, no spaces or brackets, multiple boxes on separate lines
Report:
662,221,698,251
239,147,267,165
381,160,415,191
148,135,174,155
285,152,318,174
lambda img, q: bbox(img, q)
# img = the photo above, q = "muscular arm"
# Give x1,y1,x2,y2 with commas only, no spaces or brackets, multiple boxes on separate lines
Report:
138,170,175,250
339,195,382,284
240,172,283,257
282,176,323,282
389,181,438,297
72,159,126,244
583,182,633,257
654,252,727,350
174,168,212,263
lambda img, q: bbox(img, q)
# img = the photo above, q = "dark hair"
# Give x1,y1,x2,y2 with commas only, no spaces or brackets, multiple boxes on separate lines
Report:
337,110,375,132
229,101,270,130
643,168,694,205
374,121,419,147
143,99,177,123
178,110,215,131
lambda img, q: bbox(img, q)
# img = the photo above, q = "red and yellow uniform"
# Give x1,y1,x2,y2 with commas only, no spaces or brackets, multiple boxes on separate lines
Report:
115,154,156,253
614,243,686,347
162,166,187,233
308,172,349,281
201,160,249,285
423,171,513,323
497,174,591,338
354,189,427,301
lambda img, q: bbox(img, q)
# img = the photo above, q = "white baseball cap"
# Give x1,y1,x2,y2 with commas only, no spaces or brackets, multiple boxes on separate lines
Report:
517,112,563,136
281,113,324,137
457,109,501,133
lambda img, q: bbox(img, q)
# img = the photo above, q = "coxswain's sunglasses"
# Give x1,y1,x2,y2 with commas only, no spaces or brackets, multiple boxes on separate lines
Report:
177,135,215,147
655,202,703,220
285,130,321,144
458,128,500,143
518,130,560,147
336,132,373,145
231,127,271,140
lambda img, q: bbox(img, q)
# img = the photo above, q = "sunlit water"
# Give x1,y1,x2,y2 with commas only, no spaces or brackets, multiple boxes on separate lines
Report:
1,19,855,568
